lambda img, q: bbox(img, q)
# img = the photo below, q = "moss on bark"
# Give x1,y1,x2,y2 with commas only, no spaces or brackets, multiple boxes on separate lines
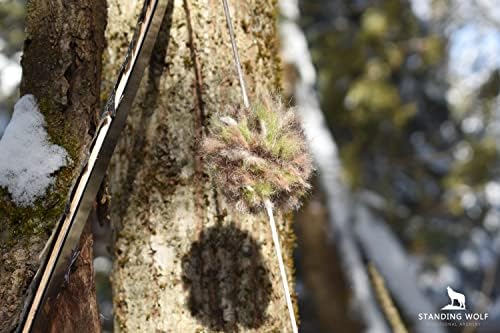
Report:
107,0,297,332
0,0,106,331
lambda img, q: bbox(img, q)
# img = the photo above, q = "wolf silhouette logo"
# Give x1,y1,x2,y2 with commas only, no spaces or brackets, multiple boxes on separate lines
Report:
441,286,466,310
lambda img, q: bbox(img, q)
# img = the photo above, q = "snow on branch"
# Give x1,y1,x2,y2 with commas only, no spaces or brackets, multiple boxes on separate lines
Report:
0,95,69,207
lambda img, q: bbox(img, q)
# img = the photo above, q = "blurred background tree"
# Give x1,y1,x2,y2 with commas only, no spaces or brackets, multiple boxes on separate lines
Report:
295,0,500,332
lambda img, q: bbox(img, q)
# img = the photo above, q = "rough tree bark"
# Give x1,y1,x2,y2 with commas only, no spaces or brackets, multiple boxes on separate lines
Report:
0,0,105,332
104,0,296,332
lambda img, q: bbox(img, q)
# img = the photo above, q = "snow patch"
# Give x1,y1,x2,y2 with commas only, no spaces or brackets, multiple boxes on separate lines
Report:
0,94,69,207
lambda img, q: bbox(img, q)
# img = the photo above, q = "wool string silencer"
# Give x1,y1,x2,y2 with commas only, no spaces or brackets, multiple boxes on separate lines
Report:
202,1,313,332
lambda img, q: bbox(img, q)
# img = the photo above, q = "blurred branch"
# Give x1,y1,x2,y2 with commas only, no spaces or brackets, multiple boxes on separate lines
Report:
279,1,450,333
354,204,446,333
279,1,389,331
295,192,362,332
368,263,408,333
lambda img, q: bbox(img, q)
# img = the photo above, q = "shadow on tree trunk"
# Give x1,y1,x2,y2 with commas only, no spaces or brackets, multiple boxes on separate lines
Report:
181,224,272,332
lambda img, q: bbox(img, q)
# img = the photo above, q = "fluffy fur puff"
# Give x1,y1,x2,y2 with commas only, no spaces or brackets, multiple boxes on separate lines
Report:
202,94,313,212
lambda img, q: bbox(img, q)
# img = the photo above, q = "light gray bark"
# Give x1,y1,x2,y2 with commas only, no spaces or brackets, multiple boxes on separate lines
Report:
105,0,296,332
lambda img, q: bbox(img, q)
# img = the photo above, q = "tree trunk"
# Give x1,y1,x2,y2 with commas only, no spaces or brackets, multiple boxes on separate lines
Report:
105,0,296,331
43,221,102,333
0,0,106,331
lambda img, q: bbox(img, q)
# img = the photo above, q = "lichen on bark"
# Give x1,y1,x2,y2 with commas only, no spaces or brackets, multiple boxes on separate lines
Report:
107,0,296,332
0,0,106,331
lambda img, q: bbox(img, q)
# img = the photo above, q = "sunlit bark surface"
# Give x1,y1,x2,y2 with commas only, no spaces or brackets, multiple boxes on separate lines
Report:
105,0,296,332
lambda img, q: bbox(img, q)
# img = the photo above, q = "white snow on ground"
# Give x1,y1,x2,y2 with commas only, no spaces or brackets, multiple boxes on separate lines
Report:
0,94,69,207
